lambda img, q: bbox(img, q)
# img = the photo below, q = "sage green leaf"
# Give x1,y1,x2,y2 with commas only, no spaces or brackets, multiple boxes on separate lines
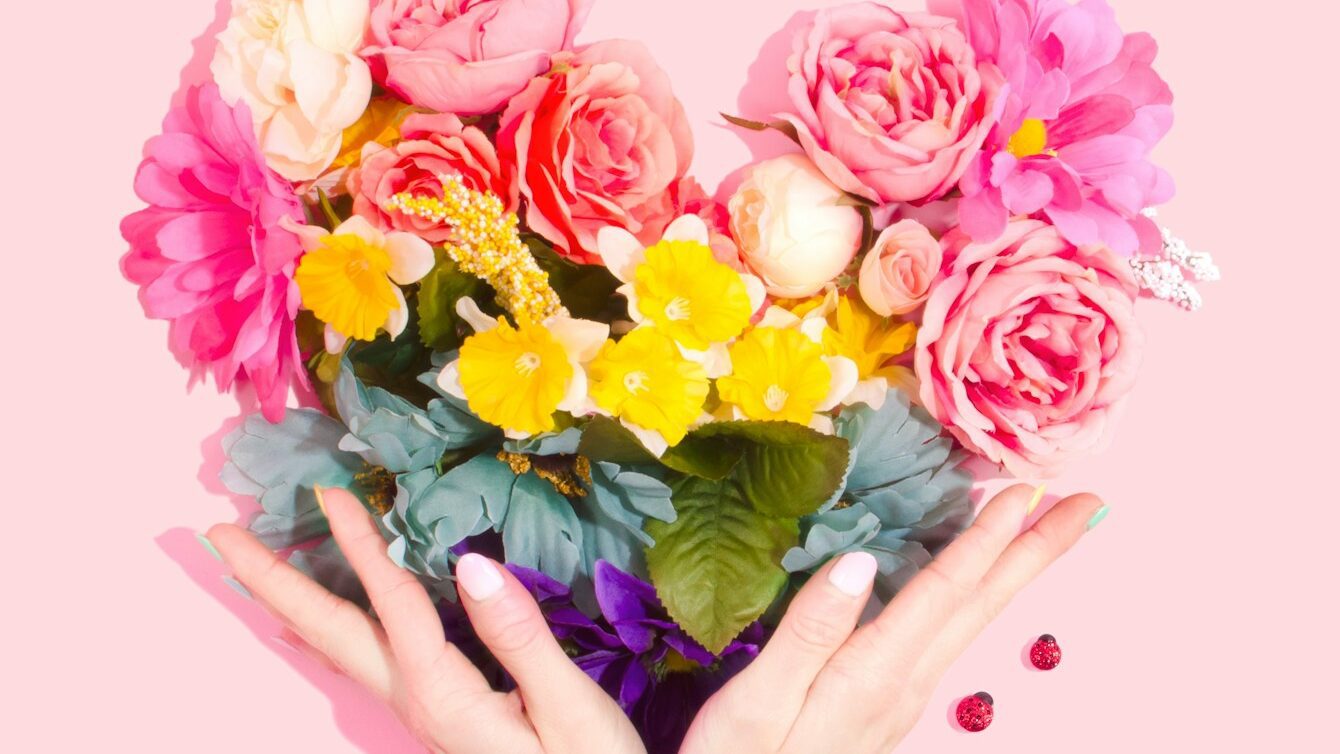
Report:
646,476,798,654
659,432,744,480
577,416,659,466
503,473,583,585
683,422,850,519
417,257,482,351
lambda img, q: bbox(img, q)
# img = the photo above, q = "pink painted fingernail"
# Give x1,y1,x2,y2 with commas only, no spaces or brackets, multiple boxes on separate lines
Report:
828,551,878,597
456,554,505,601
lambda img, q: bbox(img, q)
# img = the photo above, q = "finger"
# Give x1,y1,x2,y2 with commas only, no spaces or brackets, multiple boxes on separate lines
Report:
715,551,877,742
910,493,1107,689
205,523,396,700
318,487,491,696
455,555,642,753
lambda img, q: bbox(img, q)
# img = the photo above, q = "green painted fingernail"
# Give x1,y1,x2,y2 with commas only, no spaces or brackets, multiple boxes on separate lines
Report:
1086,505,1111,531
223,576,253,601
196,532,223,562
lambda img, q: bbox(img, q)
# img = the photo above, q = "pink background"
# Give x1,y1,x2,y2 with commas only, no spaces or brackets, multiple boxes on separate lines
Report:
4,0,1336,750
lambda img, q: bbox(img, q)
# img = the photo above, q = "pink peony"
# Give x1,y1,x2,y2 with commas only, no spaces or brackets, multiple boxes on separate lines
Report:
858,219,944,316
915,219,1143,477
779,2,1005,205
497,40,694,264
364,0,592,116
347,112,516,243
121,86,307,422
931,0,1175,255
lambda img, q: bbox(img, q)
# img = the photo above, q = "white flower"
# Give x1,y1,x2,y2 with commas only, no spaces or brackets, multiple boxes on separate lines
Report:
211,0,372,181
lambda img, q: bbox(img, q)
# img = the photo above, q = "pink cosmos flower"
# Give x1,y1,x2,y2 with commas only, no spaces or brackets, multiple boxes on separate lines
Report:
121,85,307,421
930,0,1175,255
916,219,1143,477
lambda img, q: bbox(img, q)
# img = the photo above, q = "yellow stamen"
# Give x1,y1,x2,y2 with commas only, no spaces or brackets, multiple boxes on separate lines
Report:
1007,118,1050,159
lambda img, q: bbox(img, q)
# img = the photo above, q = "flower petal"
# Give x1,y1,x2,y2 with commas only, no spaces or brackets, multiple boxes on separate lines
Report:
817,356,859,412
596,226,646,283
455,297,499,333
384,232,435,285
546,317,610,363
661,214,710,246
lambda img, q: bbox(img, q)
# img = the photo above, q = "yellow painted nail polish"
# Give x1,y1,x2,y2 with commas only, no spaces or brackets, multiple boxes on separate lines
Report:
313,484,328,517
1026,485,1047,516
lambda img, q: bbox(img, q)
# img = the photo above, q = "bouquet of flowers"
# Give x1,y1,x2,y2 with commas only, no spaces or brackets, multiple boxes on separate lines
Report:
122,0,1217,747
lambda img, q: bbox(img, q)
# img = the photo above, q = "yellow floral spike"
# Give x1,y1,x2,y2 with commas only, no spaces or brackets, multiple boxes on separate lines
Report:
458,318,573,436
295,234,400,342
588,328,710,446
332,97,415,171
822,295,917,381
717,327,832,425
1008,118,1050,159
385,175,565,324
633,240,753,350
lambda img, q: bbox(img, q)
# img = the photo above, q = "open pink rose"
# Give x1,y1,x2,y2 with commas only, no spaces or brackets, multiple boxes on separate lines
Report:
347,112,515,243
498,40,693,264
916,219,1143,477
364,0,593,116
858,219,943,316
780,2,1005,205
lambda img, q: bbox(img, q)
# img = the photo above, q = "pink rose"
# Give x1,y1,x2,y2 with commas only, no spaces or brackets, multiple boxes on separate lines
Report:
498,40,693,264
780,2,1005,205
364,0,593,116
858,219,943,316
916,219,1143,477
347,112,516,243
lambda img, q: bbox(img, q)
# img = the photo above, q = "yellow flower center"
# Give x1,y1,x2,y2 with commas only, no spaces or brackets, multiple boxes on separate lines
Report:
588,329,709,446
295,233,399,342
458,319,574,436
634,240,753,350
717,327,832,425
1007,118,1050,159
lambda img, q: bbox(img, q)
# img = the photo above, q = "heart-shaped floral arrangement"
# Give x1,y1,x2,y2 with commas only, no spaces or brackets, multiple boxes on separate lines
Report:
122,0,1216,748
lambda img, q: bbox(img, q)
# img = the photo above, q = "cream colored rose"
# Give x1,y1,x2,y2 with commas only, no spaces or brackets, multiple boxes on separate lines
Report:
211,0,372,181
729,154,863,298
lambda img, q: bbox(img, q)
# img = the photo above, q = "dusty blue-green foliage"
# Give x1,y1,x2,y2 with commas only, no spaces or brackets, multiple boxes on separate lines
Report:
783,391,973,601
220,410,364,548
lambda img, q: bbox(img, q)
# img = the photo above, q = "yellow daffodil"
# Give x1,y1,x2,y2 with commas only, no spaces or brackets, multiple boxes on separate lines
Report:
292,216,434,349
441,299,610,438
820,295,917,381
717,327,834,425
588,328,710,450
332,97,416,171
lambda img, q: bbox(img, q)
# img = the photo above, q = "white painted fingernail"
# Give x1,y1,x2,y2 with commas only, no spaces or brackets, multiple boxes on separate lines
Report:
456,554,505,601
828,552,878,597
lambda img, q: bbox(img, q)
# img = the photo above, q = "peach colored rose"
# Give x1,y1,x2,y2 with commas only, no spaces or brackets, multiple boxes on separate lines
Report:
780,2,1004,205
364,0,592,116
858,219,943,316
916,219,1143,477
346,113,516,244
729,154,863,298
497,40,693,264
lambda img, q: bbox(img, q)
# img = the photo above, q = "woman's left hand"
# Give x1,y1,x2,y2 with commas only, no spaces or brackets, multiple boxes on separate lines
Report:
205,487,646,754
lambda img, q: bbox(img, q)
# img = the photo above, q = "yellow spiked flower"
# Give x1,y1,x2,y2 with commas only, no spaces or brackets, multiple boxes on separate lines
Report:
456,318,575,436
588,329,709,446
633,240,754,351
717,327,832,425
820,295,917,381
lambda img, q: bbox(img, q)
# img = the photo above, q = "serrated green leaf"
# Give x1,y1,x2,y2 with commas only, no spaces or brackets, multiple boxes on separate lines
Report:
681,422,850,519
417,256,482,351
659,432,744,480
576,416,659,466
646,476,797,653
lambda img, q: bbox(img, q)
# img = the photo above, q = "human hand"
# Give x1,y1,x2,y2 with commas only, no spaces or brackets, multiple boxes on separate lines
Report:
205,487,646,754
678,485,1108,753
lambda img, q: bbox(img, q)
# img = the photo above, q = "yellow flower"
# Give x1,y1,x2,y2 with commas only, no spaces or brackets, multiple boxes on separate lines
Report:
717,327,833,424
820,295,917,381
457,319,575,436
294,217,434,343
633,240,753,350
588,329,709,446
332,97,415,171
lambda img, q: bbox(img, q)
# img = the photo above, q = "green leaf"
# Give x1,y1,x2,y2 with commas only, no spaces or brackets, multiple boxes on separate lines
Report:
646,476,798,653
681,422,850,519
659,432,744,480
526,237,623,321
577,416,659,466
417,255,482,351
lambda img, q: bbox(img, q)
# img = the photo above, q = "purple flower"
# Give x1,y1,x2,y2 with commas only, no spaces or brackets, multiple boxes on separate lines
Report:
511,562,764,754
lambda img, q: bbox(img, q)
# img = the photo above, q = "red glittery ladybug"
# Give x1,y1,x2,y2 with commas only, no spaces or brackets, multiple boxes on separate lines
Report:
955,692,994,732
1030,634,1062,670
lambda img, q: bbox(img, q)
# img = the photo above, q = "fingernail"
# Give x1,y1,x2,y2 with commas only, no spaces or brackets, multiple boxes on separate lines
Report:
828,551,878,597
222,575,253,601
456,553,505,601
1026,485,1047,516
1086,505,1111,531
195,532,223,562
313,484,328,517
